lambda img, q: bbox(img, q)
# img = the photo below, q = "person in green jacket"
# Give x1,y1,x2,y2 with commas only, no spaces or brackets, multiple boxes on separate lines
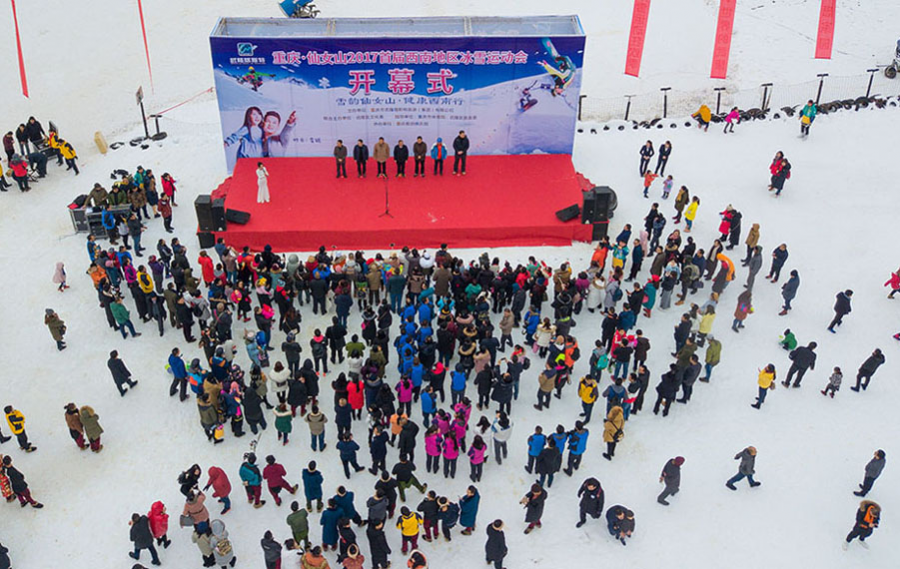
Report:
79,405,104,452
110,297,140,339
800,100,817,137
701,336,721,382
779,329,798,351
286,500,311,550
274,403,293,445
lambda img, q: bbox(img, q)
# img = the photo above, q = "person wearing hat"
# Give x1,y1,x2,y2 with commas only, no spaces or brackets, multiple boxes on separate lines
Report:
430,138,447,176
726,446,761,490
44,308,66,350
854,450,886,497
657,456,684,505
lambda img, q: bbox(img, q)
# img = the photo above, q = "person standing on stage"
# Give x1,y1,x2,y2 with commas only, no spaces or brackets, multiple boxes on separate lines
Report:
374,137,390,179
257,162,270,204
453,131,469,175
353,139,369,178
413,137,428,178
431,138,447,176
394,140,409,178
334,140,348,179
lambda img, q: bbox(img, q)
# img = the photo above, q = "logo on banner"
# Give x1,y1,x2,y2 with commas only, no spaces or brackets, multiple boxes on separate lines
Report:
237,43,257,56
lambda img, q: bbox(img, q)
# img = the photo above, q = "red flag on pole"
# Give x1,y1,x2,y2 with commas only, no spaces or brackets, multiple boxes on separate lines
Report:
815,0,836,59
10,0,28,98
710,0,737,79
624,0,652,77
137,0,154,92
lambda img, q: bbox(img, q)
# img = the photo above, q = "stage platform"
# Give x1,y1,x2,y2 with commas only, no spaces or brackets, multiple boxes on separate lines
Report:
212,154,592,252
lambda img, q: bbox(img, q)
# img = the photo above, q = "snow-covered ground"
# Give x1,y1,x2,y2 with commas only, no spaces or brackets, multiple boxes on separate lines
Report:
1,1,899,568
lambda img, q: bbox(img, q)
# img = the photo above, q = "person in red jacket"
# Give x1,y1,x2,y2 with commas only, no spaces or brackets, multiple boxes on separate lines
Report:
147,501,172,549
263,454,299,506
9,155,29,191
198,251,215,287
203,466,233,515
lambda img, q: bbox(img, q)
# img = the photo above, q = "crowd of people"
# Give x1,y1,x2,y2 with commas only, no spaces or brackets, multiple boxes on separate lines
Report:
0,125,891,569
1,116,81,192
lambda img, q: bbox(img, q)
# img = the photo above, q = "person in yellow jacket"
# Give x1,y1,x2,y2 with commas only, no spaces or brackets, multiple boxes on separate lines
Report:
684,196,700,232
137,266,155,295
697,306,716,346
396,506,423,554
577,376,599,424
751,364,777,409
58,138,79,175
4,406,36,452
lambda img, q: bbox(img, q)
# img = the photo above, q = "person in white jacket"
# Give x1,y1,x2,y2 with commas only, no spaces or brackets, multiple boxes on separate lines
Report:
257,162,270,204
489,411,514,465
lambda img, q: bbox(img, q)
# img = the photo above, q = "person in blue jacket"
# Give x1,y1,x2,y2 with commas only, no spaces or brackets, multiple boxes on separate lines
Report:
420,386,437,428
101,208,118,243
459,485,480,534
187,359,207,396
336,433,366,479
524,426,546,474
450,364,467,405
320,498,342,551
333,486,362,525
548,425,568,452
799,99,817,137
523,308,541,346
437,496,460,540
239,453,265,508
418,298,433,326
302,461,324,512
168,347,188,401
431,138,448,176
563,421,589,477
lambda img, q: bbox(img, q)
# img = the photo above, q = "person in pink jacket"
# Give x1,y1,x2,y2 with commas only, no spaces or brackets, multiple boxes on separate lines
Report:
204,465,233,515
433,410,451,435
147,501,172,549
452,398,472,425
884,270,900,299
395,377,414,417
442,432,460,479
467,435,487,482
723,107,740,134
451,414,468,453
424,427,443,474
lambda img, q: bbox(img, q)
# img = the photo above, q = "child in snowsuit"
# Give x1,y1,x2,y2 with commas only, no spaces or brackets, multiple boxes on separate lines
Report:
821,367,842,398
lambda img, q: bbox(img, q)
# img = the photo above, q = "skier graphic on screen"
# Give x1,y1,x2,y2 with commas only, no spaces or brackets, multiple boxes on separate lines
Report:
537,39,575,96
241,66,275,92
224,106,265,159
518,87,538,112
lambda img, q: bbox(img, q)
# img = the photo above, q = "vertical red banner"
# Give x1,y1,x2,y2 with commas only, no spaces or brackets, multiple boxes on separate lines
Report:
710,0,737,79
10,0,28,98
137,0,154,91
815,0,836,59
624,0,652,77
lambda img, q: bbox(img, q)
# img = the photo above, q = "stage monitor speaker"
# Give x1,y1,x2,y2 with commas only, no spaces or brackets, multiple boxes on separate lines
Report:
197,232,216,249
582,189,596,224
226,209,251,225
556,204,581,222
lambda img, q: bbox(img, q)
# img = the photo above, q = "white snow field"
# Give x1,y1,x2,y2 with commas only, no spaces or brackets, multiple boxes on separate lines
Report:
1,1,899,568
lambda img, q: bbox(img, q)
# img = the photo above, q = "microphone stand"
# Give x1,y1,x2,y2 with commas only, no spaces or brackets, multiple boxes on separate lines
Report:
379,176,393,218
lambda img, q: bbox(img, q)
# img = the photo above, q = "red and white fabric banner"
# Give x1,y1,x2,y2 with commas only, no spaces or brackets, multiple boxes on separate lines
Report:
815,0,836,59
624,0,652,77
10,0,28,97
710,0,737,79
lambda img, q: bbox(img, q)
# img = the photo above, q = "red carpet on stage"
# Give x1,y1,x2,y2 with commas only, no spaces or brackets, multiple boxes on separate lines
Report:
214,155,592,252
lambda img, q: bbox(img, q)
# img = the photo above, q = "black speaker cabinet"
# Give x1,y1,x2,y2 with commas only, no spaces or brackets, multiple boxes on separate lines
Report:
197,231,216,249
195,195,227,231
225,209,251,225
556,203,581,222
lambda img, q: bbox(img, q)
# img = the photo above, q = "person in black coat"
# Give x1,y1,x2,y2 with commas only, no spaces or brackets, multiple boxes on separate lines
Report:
353,140,369,178
520,484,547,534
673,315,692,353
3,456,42,508
393,140,409,177
452,131,469,175
606,505,635,545
108,350,138,396
281,333,303,376
851,349,885,392
653,364,680,417
484,519,507,569
766,244,789,282
535,439,562,488
828,290,853,333
129,513,161,565
638,141,654,176
366,519,391,568
779,270,800,315
726,210,742,250
576,478,604,527
784,342,817,387
375,471,399,518
0,541,10,569
655,141,672,175
657,457,684,506
398,419,420,464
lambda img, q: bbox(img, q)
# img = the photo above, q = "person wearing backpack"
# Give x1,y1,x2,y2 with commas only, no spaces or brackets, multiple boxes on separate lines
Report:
210,519,237,568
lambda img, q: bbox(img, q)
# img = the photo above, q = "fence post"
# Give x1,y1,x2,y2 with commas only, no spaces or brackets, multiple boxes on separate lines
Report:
761,83,773,111
866,68,879,98
624,95,634,121
660,87,671,118
578,95,586,121
815,73,829,104
714,87,726,115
